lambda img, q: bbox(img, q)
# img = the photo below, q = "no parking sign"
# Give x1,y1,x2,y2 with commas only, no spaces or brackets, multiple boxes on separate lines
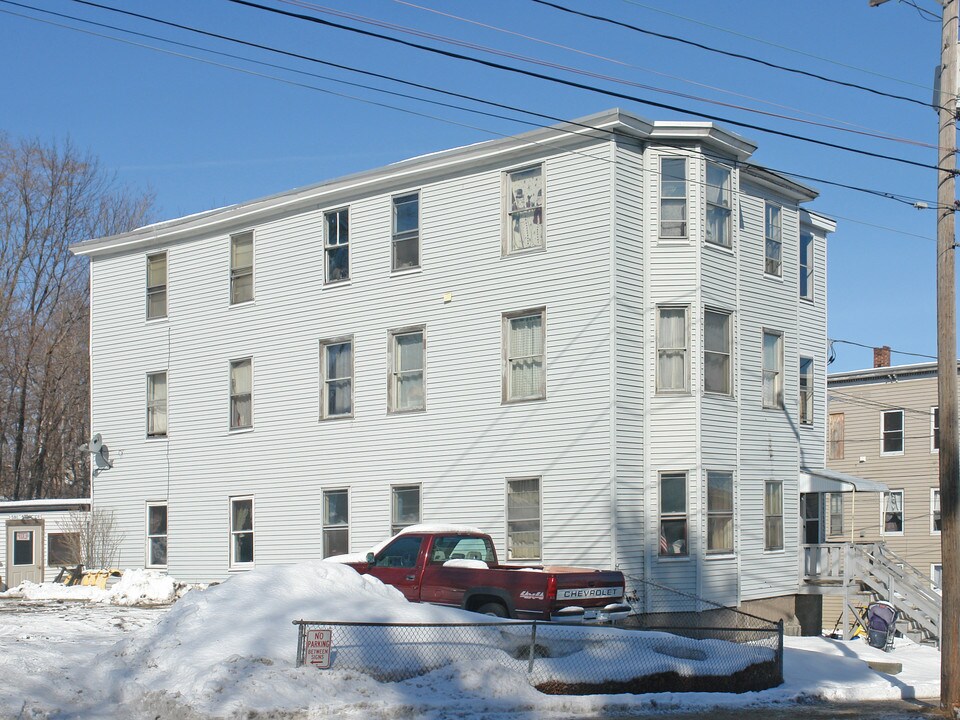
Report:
304,628,332,668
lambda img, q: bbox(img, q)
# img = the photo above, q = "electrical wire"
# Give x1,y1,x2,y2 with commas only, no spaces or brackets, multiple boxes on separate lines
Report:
829,338,937,360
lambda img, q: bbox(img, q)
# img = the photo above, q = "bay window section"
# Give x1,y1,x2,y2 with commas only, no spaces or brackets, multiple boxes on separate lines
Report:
706,471,734,554
660,157,687,238
762,330,783,409
800,232,814,300
659,472,688,557
704,309,731,395
764,203,782,277
657,306,689,393
764,480,783,551
799,356,814,425
705,162,732,247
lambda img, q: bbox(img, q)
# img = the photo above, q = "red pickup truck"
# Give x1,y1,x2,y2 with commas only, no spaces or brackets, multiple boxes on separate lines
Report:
351,526,630,623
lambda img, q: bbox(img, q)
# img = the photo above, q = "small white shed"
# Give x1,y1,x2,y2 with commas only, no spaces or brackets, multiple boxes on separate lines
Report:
0,498,90,590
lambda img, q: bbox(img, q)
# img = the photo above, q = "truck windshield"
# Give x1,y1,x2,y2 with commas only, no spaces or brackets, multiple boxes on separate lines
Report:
429,535,496,564
373,535,423,568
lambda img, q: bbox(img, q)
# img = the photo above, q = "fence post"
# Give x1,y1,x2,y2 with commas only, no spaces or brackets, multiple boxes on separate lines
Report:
295,622,305,668
528,621,538,674
776,619,784,685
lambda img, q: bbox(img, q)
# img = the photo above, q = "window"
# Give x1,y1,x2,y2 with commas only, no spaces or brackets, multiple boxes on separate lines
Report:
799,356,814,425
230,497,254,567
13,530,34,566
372,534,422,568
391,485,420,535
146,252,167,319
800,232,813,300
657,306,689,393
392,192,420,271
932,407,940,452
828,413,845,460
764,480,784,551
146,371,168,438
388,327,425,413
323,489,349,558
660,157,687,238
46,533,77,567
829,493,844,536
505,165,544,254
230,231,254,304
932,488,942,535
705,162,732,247
659,472,687,557
503,308,546,402
429,534,497,564
324,208,350,283
706,471,733,554
933,563,943,592
230,359,253,430
881,490,904,535
704,309,731,395
320,339,353,419
762,331,783,409
881,410,904,455
146,503,168,567
764,203,782,277
507,477,541,560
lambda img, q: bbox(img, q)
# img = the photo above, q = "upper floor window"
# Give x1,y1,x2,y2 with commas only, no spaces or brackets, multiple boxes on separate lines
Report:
704,308,731,395
146,252,167,319
146,503,167,568
706,470,734,554
146,371,168,438
657,305,689,393
881,409,904,455
391,485,421,536
230,231,254,304
392,192,420,271
388,327,425,413
324,208,350,283
800,232,814,300
507,477,541,560
230,358,253,430
659,471,688,557
503,308,546,402
764,204,782,277
705,162,732,247
932,406,940,452
504,165,544,254
932,488,942,535
762,330,783,409
323,489,349,557
230,496,254,567
881,489,904,535
828,412,845,460
660,157,687,238
764,480,784,551
320,338,353,419
829,493,844,536
799,356,814,425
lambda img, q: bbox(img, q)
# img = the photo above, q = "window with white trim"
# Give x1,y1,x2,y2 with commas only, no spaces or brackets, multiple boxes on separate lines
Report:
704,309,731,395
507,477,541,560
705,162,732,247
146,503,168,568
659,472,688,557
932,406,940,452
799,356,814,425
324,208,350,283
504,165,544,254
320,338,353,419
660,157,687,238
764,203,782,277
230,231,254,304
706,471,733,554
829,493,844,536
764,480,783,551
933,563,943,592
146,252,167,319
762,330,783,409
503,308,546,402
323,489,348,558
657,306,689,393
230,496,253,567
230,358,253,430
388,327,425,413
391,485,420,535
881,410,904,455
392,192,420,271
932,488,941,535
146,371,168,438
800,232,813,300
881,490,904,535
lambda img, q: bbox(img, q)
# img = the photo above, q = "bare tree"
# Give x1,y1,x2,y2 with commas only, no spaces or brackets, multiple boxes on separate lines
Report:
58,508,125,570
0,135,153,499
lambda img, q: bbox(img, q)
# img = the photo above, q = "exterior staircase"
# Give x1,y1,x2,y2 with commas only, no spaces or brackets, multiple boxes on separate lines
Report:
801,542,941,646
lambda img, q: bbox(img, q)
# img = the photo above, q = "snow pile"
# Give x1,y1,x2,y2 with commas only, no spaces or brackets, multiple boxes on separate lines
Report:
0,569,183,605
2,579,111,602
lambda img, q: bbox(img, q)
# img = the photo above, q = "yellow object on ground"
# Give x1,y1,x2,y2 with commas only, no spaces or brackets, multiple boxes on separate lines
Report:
79,569,121,590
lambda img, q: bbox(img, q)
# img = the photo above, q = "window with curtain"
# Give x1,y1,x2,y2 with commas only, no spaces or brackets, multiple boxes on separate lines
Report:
323,489,349,557
507,477,540,560
762,331,783,408
230,359,252,430
764,480,783,551
146,252,167,319
389,328,425,412
230,231,254,304
230,497,253,566
799,356,814,425
505,165,544,253
829,493,844,536
146,371,168,438
324,208,350,283
657,306,689,393
659,472,687,556
503,309,545,402
705,162,731,247
392,192,420,271
706,471,733,554
881,409,904,455
391,485,421,535
800,232,814,300
931,488,941,534
882,490,904,534
320,339,353,419
147,503,167,567
764,204,782,277
704,309,731,395
660,157,687,238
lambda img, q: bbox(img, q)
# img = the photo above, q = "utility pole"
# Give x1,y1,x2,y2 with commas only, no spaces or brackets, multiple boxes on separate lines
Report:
870,0,958,714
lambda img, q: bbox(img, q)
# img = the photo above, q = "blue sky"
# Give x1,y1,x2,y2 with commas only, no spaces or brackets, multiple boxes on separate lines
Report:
0,0,947,372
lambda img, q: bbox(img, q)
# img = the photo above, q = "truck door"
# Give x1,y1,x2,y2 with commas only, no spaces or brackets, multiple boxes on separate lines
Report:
366,534,426,601
6,520,44,589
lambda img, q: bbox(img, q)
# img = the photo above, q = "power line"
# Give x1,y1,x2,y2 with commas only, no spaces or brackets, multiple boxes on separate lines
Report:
830,338,937,360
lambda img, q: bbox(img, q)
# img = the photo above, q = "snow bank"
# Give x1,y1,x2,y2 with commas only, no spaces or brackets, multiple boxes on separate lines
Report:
0,568,183,605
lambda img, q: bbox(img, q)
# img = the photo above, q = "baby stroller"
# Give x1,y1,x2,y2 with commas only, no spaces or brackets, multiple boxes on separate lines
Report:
865,600,899,651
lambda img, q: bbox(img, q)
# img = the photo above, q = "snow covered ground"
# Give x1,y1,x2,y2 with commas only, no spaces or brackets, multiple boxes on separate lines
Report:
0,562,941,719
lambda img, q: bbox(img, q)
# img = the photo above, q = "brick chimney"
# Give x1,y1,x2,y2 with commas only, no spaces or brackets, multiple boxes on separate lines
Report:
873,345,891,368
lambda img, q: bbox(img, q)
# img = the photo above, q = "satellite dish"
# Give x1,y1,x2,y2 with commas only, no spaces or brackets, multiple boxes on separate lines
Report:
94,443,112,470
88,433,103,455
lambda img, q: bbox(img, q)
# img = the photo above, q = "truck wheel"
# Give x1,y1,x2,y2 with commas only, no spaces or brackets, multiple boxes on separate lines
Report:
476,602,509,618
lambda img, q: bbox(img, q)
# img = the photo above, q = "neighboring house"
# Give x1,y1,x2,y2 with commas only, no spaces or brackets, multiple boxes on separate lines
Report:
71,109,835,618
826,349,944,593
0,498,90,590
